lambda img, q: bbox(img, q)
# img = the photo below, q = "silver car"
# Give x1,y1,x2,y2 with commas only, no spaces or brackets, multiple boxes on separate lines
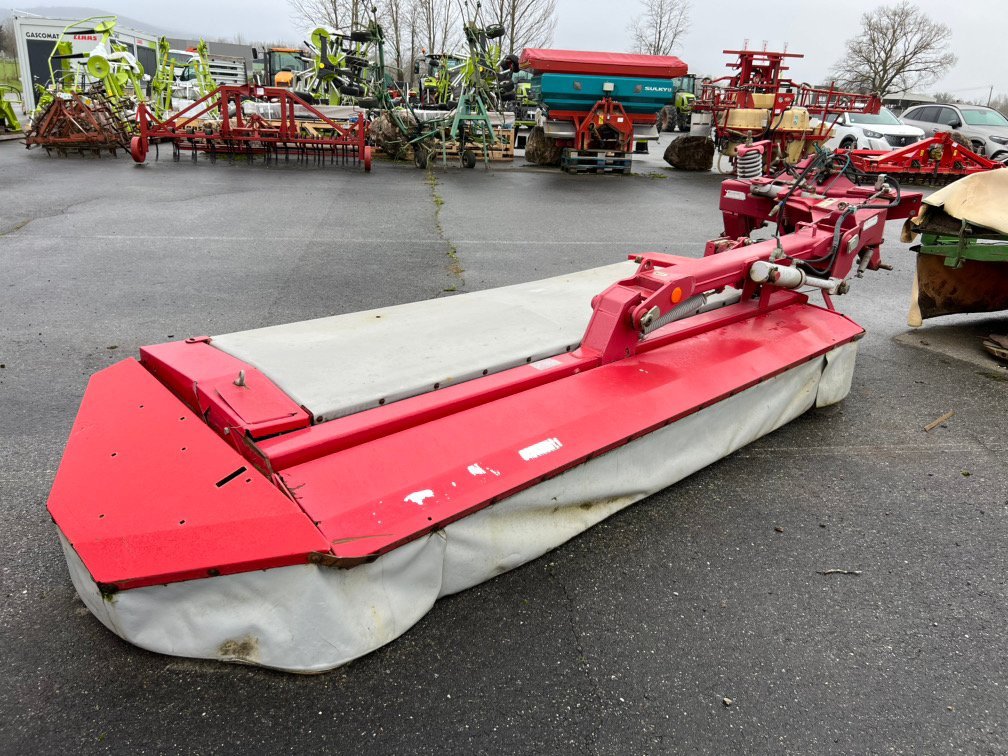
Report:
899,103,1008,162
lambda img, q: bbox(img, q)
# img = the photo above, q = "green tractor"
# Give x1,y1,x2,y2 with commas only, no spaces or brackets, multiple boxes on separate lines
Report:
660,73,696,132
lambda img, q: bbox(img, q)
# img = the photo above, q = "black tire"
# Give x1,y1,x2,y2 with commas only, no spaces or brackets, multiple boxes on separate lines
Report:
484,24,505,39
677,112,690,132
839,136,857,150
349,30,375,43
357,97,379,110
971,140,986,156
462,149,476,169
500,53,520,73
339,84,365,97
498,80,515,95
345,55,369,68
413,140,433,169
293,90,315,104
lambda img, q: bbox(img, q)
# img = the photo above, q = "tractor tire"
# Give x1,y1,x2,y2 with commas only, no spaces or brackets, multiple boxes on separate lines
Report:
484,24,505,39
677,112,690,132
357,97,379,110
340,84,365,98
349,30,375,43
462,149,477,169
657,105,675,132
840,136,857,150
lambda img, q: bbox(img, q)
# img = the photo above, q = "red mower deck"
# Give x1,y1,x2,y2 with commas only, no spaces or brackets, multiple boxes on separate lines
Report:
47,159,922,671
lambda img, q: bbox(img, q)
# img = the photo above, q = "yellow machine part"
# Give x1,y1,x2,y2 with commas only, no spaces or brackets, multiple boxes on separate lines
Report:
776,107,810,132
785,138,807,163
750,93,775,109
718,108,768,131
274,71,294,87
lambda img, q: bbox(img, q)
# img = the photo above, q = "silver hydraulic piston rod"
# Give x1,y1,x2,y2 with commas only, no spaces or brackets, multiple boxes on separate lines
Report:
749,261,845,294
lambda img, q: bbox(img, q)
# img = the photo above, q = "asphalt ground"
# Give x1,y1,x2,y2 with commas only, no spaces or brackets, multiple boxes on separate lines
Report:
1,135,1006,755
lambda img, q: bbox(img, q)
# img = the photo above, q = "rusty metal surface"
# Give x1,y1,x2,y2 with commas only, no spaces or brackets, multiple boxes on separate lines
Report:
24,90,130,156
915,254,1008,320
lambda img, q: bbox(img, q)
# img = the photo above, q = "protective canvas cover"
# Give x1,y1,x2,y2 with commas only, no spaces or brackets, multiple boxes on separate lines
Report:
212,262,637,422
920,169,1008,234
520,48,687,78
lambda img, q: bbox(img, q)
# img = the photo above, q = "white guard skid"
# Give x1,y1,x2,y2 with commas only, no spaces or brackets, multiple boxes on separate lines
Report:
63,342,857,672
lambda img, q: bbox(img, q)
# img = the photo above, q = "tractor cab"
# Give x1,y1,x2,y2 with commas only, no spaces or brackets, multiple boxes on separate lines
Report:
253,47,309,88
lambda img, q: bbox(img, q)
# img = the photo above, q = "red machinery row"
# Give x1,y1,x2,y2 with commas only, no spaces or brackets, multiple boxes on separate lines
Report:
130,84,372,170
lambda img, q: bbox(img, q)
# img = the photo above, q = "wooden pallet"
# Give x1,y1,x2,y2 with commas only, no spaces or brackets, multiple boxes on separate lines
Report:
425,126,516,163
561,148,632,174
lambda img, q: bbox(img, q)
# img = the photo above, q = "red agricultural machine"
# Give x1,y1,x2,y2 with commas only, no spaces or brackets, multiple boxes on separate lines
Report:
692,48,880,171
48,143,922,672
842,131,1004,185
130,84,372,170
520,49,687,173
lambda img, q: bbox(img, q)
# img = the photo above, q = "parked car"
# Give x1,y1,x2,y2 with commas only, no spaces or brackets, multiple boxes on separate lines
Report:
815,107,924,150
899,103,1008,162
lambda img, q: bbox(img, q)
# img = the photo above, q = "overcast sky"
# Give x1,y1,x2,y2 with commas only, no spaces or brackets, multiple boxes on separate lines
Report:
12,0,1005,96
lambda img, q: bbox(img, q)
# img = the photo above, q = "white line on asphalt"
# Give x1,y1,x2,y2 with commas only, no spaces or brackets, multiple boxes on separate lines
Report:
6,235,675,246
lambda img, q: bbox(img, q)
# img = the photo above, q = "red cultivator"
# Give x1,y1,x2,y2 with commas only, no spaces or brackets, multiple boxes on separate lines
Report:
25,90,131,157
842,132,1004,184
131,84,372,170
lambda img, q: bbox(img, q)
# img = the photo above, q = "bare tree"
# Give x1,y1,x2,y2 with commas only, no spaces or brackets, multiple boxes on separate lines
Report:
830,1,956,96
629,0,690,56
379,0,410,79
989,94,1008,118
482,0,557,57
289,0,368,31
0,19,16,58
414,0,459,55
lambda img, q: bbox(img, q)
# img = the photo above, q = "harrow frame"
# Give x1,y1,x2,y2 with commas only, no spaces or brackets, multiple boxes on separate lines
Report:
842,132,1004,184
131,84,371,170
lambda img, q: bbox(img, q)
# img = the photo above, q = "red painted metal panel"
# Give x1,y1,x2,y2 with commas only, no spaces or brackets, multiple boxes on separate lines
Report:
280,302,862,563
141,340,311,441
46,359,330,590
520,49,687,78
